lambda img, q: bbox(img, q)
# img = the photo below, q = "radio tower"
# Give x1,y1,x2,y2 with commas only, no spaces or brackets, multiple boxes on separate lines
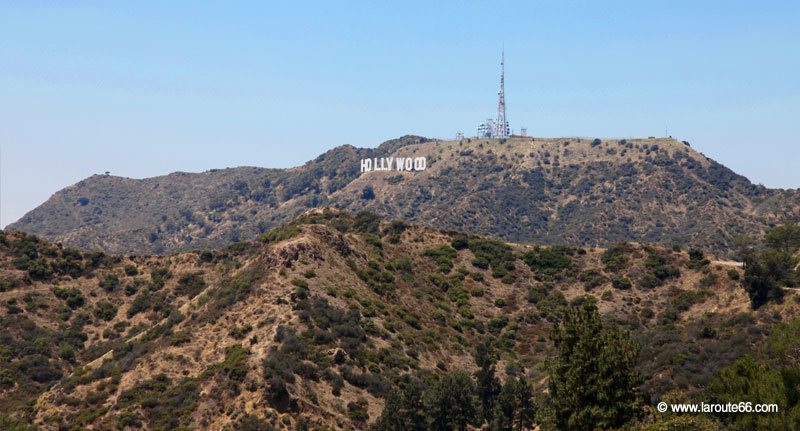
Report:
495,50,509,138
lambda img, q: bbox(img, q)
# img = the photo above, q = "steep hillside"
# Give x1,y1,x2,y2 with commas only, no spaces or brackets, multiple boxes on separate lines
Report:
9,136,799,256
1,210,797,429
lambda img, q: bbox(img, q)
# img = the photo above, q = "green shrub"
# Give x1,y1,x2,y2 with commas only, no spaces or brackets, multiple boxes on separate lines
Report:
259,224,301,244
127,291,152,318
348,397,370,423
699,273,719,288
523,246,572,278
468,239,516,279
53,287,85,309
170,331,192,346
124,264,139,276
472,256,489,269
26,258,53,280
221,344,250,381
99,274,120,292
640,273,659,289
94,301,117,321
602,243,631,272
58,343,76,361
424,245,458,273
149,268,171,290
580,269,606,290
527,284,549,305
291,278,309,289
612,276,632,290
175,272,206,298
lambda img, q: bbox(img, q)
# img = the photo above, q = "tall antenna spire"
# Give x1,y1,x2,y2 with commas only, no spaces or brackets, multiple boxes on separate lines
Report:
496,50,508,138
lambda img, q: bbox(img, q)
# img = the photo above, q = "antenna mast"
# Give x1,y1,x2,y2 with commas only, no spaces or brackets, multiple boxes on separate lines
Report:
496,50,509,138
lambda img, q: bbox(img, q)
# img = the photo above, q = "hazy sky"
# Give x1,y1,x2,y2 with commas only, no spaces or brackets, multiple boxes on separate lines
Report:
1,1,799,227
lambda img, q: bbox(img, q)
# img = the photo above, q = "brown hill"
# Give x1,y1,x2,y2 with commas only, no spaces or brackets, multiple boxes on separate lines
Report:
8,136,799,257
0,210,796,429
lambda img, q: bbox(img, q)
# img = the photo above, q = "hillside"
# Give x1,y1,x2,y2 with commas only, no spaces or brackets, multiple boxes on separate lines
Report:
1,209,798,429
9,136,799,257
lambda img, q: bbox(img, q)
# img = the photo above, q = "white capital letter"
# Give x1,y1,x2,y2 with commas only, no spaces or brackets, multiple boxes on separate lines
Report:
361,159,372,173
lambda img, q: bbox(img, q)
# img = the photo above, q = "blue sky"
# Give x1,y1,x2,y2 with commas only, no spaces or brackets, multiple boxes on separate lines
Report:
1,1,798,227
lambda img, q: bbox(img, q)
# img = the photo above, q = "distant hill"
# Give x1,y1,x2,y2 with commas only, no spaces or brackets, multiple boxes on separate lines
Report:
8,135,799,256
1,210,793,429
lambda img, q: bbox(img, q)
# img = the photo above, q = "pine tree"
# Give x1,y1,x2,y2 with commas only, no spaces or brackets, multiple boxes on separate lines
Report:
548,298,641,430
425,371,478,431
475,337,501,424
491,376,535,431
372,379,426,431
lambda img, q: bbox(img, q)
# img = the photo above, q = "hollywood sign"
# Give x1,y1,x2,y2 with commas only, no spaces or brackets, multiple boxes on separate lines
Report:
360,157,427,173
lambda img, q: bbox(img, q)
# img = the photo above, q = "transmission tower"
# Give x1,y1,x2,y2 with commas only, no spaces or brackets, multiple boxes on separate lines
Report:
495,50,509,138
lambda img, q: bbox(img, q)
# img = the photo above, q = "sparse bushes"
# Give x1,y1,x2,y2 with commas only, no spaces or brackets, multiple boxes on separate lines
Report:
347,397,370,423
53,287,85,309
699,273,718,288
522,246,572,279
424,245,458,273
127,291,151,318
220,344,250,382
175,272,206,298
149,268,171,290
612,276,633,290
580,269,606,290
259,224,301,244
26,258,53,280
58,343,76,361
688,248,711,269
641,251,681,288
117,373,200,429
123,264,138,276
468,239,516,279
94,301,117,321
229,324,253,340
602,243,631,272
99,274,120,292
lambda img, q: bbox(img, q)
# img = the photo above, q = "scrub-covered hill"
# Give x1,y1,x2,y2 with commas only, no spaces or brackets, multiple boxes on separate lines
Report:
9,136,799,256
2,210,799,429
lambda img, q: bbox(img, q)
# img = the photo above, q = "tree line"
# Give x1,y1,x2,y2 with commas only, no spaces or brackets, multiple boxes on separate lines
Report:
372,299,641,431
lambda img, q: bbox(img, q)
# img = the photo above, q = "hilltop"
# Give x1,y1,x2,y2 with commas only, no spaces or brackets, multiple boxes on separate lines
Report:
1,210,798,429
8,135,800,257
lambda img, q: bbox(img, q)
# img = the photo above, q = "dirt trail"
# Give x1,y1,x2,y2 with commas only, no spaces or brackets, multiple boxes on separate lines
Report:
712,260,743,268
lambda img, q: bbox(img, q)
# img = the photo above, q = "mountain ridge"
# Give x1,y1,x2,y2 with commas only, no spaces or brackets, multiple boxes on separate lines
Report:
8,135,799,257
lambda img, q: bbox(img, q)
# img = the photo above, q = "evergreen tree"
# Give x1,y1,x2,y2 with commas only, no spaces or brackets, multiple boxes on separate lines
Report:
765,223,800,254
548,298,641,430
372,379,426,431
425,371,478,431
475,337,501,423
741,223,800,309
491,376,535,431
743,251,787,308
707,356,800,431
